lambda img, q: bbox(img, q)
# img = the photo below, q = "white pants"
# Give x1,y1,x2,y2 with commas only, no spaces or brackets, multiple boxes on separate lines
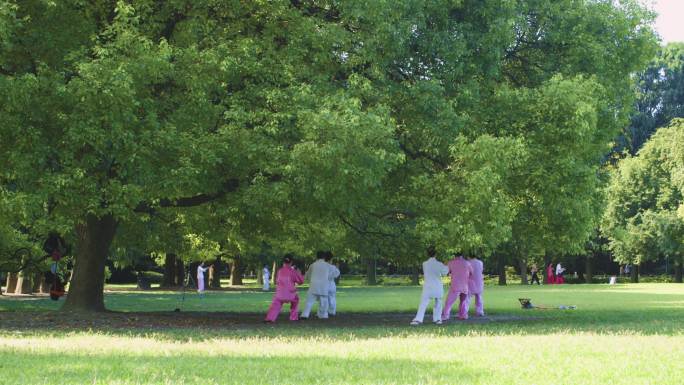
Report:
328,289,336,315
413,293,443,323
301,292,329,318
263,279,270,291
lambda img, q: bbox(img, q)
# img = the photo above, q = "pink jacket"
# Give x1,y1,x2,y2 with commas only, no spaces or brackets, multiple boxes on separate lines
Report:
447,257,473,294
275,264,304,301
468,258,484,294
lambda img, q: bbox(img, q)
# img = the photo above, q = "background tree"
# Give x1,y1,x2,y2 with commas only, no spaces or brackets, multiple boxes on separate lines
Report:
603,119,684,282
620,43,684,155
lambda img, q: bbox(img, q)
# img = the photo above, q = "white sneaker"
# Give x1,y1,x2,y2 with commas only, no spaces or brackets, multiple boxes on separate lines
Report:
435,320,443,325
410,320,421,326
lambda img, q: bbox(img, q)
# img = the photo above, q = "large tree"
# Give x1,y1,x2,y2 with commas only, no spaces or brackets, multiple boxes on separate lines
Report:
0,0,658,311
476,0,657,282
0,1,403,311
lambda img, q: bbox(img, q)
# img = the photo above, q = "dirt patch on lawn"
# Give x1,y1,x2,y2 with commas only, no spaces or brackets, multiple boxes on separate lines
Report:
0,309,541,332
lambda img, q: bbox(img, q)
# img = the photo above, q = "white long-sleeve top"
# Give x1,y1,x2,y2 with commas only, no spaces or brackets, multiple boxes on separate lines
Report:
556,263,565,276
197,265,209,281
305,259,336,295
421,257,449,298
263,267,270,280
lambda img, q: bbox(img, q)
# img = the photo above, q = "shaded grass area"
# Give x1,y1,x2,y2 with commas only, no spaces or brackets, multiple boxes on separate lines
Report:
1,284,684,384
2,283,684,335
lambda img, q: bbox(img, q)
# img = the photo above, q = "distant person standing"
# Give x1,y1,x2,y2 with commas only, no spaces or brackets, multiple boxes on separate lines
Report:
441,253,473,321
555,263,566,284
465,255,485,317
197,262,210,297
546,263,556,284
262,265,271,291
530,263,540,285
411,246,449,326
264,255,304,323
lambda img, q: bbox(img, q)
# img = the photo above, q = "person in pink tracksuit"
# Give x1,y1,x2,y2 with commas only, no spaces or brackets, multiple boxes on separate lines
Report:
442,253,473,321
265,255,304,323
465,256,485,317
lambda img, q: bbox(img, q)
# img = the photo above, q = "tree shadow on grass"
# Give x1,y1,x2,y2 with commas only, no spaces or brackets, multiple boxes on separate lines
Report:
3,285,684,339
0,352,487,385
1,307,683,340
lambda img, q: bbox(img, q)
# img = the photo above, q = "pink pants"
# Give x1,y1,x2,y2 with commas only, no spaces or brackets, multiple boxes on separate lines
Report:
265,295,300,322
442,290,468,320
464,293,484,316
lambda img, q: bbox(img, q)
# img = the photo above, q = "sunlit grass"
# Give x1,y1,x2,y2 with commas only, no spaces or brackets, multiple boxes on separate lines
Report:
1,283,684,384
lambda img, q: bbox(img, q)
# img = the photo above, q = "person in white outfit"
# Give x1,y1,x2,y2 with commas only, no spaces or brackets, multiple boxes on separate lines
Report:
324,251,341,316
411,246,449,325
301,251,338,319
555,262,566,284
262,265,270,291
197,262,210,298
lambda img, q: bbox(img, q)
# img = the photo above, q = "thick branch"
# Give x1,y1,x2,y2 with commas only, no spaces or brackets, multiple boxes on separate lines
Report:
339,215,398,238
398,141,449,169
370,209,417,221
134,172,282,213
134,178,239,213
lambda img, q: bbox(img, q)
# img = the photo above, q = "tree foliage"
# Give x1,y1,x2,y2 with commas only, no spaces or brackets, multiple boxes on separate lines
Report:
620,42,684,154
0,0,658,309
603,119,684,268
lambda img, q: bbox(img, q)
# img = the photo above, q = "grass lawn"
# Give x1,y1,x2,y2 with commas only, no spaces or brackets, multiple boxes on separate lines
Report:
1,283,683,384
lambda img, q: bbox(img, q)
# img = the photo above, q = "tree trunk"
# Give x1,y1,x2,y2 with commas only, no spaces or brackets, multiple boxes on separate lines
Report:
272,260,278,285
5,272,18,294
674,256,682,283
14,271,33,294
630,264,639,283
411,265,420,285
585,256,594,284
230,255,243,285
62,214,117,312
39,274,50,293
162,253,176,287
210,256,222,288
175,259,185,286
366,258,377,285
256,265,263,285
497,254,507,286
519,258,528,285
32,272,44,293
542,255,551,284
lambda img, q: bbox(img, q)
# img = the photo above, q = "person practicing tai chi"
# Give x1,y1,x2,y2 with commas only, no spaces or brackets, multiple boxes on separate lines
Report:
262,265,271,291
197,261,211,297
546,263,556,284
411,246,449,326
465,255,485,317
530,263,540,285
325,252,341,316
555,262,566,284
301,251,339,319
264,255,304,323
442,253,473,321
